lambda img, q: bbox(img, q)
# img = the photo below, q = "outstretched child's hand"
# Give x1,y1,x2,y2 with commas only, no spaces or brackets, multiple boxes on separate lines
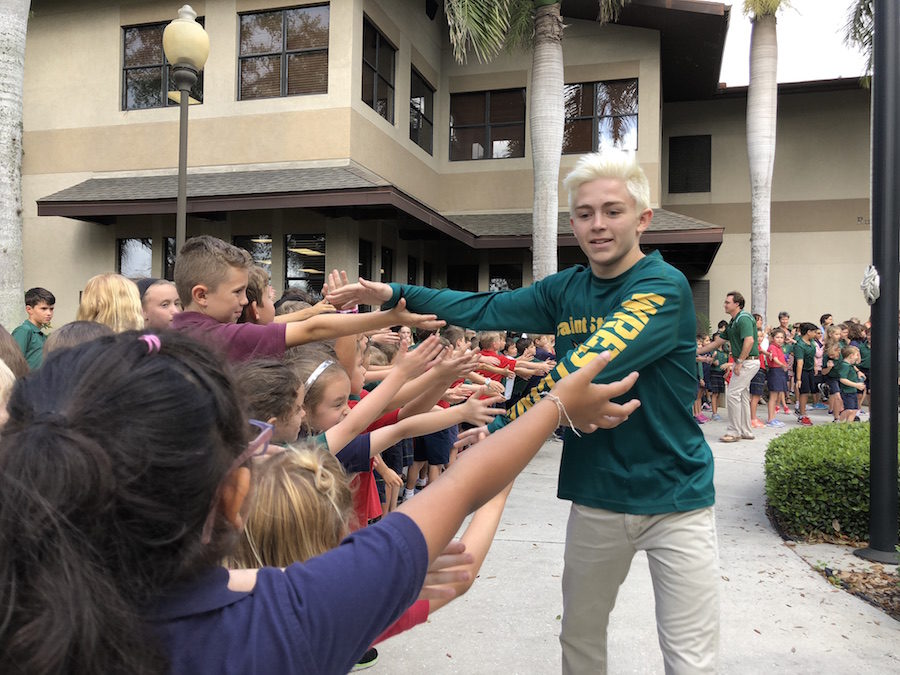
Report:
373,456,403,487
387,298,446,332
551,351,640,432
417,540,473,602
394,334,444,378
453,425,488,451
459,389,506,426
433,347,481,380
325,270,393,308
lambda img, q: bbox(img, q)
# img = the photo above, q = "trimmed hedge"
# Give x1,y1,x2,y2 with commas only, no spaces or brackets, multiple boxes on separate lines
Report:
765,422,900,541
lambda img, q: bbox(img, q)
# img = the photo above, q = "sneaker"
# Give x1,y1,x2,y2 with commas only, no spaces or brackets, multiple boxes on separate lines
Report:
817,383,828,399
766,419,785,428
750,419,765,428
798,416,813,426
782,405,790,415
702,402,711,411
403,488,415,502
415,477,427,488
694,415,707,424
352,648,378,671
811,403,827,410
711,413,722,421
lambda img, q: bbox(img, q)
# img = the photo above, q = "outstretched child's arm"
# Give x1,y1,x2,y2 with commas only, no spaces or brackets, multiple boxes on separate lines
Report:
368,391,504,456
397,351,640,563
423,482,513,612
324,337,444,454
284,298,444,347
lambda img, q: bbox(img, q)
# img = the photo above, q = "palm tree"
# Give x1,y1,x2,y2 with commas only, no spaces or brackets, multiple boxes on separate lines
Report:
744,0,787,326
445,1,628,281
0,0,30,329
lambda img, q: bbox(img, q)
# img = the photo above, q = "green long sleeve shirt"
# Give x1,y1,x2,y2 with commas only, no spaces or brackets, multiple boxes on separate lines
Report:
386,251,714,515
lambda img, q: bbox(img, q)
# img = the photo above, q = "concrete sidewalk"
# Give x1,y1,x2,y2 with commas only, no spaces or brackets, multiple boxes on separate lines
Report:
377,407,899,673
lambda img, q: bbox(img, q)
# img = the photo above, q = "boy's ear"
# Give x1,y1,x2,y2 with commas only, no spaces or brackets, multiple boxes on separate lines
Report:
249,300,260,322
191,284,210,307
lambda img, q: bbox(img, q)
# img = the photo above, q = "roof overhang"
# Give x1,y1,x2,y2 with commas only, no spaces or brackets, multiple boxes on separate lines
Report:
561,0,730,102
37,167,721,270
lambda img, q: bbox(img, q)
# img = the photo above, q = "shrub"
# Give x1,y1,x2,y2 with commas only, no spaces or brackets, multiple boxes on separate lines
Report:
765,422,900,541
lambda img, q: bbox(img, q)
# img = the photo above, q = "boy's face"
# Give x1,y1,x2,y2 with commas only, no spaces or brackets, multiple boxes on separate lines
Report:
201,266,249,323
570,177,651,279
26,301,54,327
773,332,784,345
142,283,182,330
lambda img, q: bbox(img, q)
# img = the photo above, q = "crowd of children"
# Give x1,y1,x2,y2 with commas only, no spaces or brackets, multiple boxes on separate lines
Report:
694,311,873,428
0,235,640,674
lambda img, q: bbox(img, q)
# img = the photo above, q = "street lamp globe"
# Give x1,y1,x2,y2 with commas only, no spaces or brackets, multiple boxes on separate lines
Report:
162,5,209,72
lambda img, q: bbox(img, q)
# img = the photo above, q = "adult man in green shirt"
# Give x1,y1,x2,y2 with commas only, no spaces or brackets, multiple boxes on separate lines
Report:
699,291,759,442
327,151,718,674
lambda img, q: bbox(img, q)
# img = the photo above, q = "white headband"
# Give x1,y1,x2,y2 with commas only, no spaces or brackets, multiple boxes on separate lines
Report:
305,359,334,389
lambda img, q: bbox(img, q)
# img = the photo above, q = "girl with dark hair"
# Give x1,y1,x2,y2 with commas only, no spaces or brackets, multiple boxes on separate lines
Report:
0,332,638,674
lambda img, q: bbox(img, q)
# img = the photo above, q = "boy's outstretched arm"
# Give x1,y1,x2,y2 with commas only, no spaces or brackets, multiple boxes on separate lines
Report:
397,351,640,563
284,298,444,347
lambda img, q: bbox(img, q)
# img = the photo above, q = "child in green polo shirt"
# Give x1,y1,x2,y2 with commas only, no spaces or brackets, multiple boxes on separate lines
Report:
11,287,55,370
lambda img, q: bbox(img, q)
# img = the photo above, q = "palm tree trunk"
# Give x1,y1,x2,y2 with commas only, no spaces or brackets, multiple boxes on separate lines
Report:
0,0,29,329
530,2,564,281
746,13,777,325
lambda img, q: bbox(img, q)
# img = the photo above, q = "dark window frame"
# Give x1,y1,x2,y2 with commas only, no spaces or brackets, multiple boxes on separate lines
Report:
409,67,435,154
238,4,330,101
562,78,638,154
122,19,205,110
449,88,526,161
668,134,712,194
362,17,396,123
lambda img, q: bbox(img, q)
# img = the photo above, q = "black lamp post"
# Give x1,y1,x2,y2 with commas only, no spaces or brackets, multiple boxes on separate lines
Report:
163,5,209,255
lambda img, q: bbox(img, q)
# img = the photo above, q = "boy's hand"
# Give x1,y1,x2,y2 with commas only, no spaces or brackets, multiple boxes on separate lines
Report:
433,347,481,380
459,389,506,425
369,328,401,345
857,382,866,391
387,298,445,331
325,270,393,308
551,351,640,432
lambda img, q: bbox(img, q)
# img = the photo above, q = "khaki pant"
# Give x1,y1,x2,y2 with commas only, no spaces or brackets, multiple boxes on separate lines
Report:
560,505,720,675
725,359,760,438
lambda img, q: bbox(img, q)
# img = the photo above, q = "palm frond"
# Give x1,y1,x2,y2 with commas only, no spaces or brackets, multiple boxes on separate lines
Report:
505,0,537,53
445,0,513,64
742,0,790,19
597,0,629,25
844,0,873,77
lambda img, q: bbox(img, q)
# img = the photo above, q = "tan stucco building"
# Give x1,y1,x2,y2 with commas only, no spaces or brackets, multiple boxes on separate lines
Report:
23,0,871,327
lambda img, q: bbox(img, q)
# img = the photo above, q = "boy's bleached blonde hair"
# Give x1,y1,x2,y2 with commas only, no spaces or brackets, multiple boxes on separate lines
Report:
174,235,252,307
227,444,355,568
477,331,502,351
563,150,651,214
75,274,144,333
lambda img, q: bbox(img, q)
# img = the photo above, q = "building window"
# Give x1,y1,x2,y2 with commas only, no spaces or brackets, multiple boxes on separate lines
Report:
285,233,326,293
669,135,711,193
380,247,394,283
410,68,434,154
450,89,525,161
123,21,204,110
423,261,432,288
407,255,418,285
239,5,329,100
233,235,273,273
563,79,638,154
489,263,523,291
118,238,153,278
362,18,396,122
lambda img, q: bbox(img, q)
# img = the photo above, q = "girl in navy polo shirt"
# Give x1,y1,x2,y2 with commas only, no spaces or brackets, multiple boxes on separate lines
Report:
0,332,637,674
